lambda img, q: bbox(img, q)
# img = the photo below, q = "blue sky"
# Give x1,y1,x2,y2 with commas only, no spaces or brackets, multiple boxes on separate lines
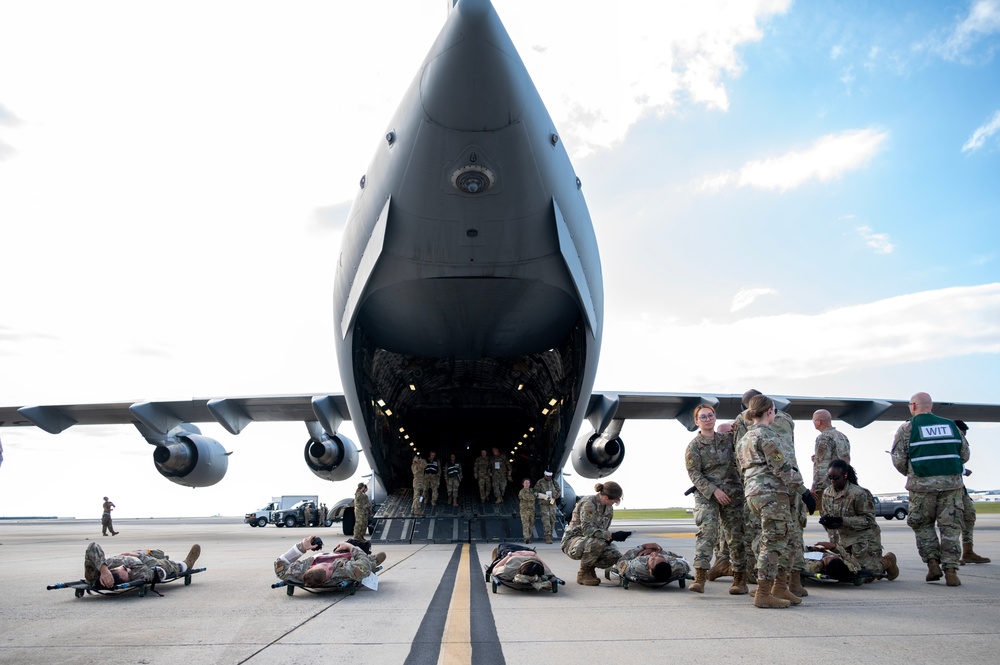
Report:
1,0,998,517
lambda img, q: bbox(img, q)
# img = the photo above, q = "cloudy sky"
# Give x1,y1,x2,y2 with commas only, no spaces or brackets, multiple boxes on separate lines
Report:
1,0,998,518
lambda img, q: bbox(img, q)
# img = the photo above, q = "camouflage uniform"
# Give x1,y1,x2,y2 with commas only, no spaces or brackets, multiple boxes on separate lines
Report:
821,481,887,575
491,552,555,590
354,488,371,540
961,487,977,546
616,546,690,583
736,423,805,580
533,476,561,540
490,453,512,503
101,498,116,536
84,542,184,586
411,455,427,515
445,460,462,503
518,487,536,541
732,412,760,575
473,453,492,501
423,456,441,506
891,416,969,569
274,544,374,586
303,502,316,527
812,427,852,496
685,430,745,571
803,542,861,577
561,494,621,569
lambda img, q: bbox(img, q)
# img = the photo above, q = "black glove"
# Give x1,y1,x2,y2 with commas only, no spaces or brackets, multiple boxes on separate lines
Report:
801,489,817,514
312,537,323,551
818,515,843,529
683,485,697,496
610,530,632,542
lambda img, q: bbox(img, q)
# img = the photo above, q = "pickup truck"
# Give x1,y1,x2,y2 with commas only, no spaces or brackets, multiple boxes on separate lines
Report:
873,496,909,521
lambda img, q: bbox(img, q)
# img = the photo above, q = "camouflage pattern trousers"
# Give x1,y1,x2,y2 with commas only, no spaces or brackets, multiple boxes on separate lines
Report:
745,492,794,580
491,474,508,502
353,509,371,540
411,476,427,515
538,504,557,537
520,507,535,540
446,477,460,502
562,535,622,569
693,494,746,572
907,488,965,568
962,489,977,546
477,475,491,501
423,478,440,505
840,534,885,575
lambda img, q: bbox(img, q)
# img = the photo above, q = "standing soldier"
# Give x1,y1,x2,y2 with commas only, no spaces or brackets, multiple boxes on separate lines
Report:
411,453,427,515
685,404,747,595
319,503,329,528
891,392,970,586
954,421,991,565
445,454,463,507
101,496,118,537
490,447,512,504
811,409,852,499
303,501,316,527
474,450,492,502
354,482,371,540
533,470,561,544
518,479,536,543
423,451,441,507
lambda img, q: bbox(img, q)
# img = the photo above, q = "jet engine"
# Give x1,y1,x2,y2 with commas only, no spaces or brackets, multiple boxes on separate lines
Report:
304,432,359,482
152,429,230,488
570,430,625,479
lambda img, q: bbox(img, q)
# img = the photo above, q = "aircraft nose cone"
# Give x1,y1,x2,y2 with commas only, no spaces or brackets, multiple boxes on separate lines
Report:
420,0,527,131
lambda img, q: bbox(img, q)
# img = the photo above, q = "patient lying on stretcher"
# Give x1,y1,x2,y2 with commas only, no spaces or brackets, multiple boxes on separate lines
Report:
274,535,386,587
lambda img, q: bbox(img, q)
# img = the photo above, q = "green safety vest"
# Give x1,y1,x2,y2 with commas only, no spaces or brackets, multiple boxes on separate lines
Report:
909,413,964,477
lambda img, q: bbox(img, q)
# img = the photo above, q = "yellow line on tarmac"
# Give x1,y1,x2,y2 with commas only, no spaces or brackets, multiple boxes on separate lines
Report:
438,544,471,665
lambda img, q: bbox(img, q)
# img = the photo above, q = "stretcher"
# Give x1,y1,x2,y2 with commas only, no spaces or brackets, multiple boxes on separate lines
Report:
604,565,691,590
47,567,207,598
271,565,382,596
484,543,563,594
801,569,889,586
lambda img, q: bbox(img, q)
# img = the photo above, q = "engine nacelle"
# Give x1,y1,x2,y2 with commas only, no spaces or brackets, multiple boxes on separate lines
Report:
304,432,359,482
570,431,625,479
153,432,230,488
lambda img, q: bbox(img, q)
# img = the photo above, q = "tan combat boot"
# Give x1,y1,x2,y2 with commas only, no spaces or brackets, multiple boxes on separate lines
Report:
771,572,802,605
706,555,731,581
944,568,961,586
576,564,600,586
882,552,899,580
752,578,791,609
788,571,808,597
962,543,991,564
729,570,749,595
545,534,553,544
183,544,201,570
926,559,943,581
689,567,708,593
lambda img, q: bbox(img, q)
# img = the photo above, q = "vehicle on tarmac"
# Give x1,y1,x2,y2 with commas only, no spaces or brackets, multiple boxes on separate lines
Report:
245,495,318,527
873,496,909,521
271,499,327,528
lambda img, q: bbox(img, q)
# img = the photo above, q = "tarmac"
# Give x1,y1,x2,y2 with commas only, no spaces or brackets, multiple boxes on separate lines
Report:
1,515,998,664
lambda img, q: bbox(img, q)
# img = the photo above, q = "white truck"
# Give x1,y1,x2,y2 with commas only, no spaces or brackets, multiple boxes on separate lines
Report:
245,495,318,527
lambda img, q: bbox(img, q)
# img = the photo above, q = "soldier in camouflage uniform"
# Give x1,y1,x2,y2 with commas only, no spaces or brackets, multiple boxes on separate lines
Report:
736,395,815,608
561,481,629,586
769,403,812,598
518,479,536,543
685,403,747,595
819,460,898,581
616,542,690,585
954,421,991,565
811,409,852,501
533,470,561,543
411,453,427,515
891,392,970,586
84,542,200,588
422,451,441,507
474,450,492,502
274,535,384,587
445,454,463,506
353,482,371,540
489,447,512,504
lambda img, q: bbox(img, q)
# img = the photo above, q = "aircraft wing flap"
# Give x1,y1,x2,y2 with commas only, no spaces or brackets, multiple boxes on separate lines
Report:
0,394,349,433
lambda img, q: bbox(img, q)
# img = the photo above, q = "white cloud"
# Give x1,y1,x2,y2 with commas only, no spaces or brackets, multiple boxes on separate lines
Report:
935,0,1000,63
695,128,889,193
856,225,895,254
500,0,792,157
731,288,778,312
962,109,1000,152
599,283,1000,390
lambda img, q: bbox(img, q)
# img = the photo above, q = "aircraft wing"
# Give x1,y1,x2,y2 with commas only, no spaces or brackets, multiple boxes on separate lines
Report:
586,392,1000,433
0,394,350,436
